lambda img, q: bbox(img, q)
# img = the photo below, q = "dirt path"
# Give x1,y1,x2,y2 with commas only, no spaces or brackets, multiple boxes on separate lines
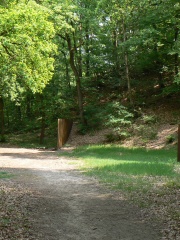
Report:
0,147,162,240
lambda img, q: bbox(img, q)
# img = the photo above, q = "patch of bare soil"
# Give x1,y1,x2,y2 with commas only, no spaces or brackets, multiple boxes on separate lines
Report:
121,123,178,149
0,148,163,240
66,125,111,147
67,96,180,149
66,122,178,150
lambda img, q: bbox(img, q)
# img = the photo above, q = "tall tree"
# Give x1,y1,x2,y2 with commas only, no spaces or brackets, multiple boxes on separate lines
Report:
0,0,56,138
97,0,137,102
48,0,98,125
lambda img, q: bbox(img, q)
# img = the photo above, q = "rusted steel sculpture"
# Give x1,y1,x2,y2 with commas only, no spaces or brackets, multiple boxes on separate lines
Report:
57,119,73,149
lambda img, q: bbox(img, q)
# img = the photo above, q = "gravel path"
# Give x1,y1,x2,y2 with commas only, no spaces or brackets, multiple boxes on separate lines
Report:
0,147,162,240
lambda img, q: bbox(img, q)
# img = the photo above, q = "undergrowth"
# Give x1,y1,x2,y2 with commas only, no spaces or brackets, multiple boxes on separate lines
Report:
3,131,56,149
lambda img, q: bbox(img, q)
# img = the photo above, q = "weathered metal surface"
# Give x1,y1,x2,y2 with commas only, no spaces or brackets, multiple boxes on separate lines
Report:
57,119,73,149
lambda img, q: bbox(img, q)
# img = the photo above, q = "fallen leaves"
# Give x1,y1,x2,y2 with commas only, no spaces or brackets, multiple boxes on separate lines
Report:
131,186,180,240
0,180,36,240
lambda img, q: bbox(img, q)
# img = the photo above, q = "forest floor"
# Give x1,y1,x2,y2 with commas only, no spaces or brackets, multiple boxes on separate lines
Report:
0,147,165,240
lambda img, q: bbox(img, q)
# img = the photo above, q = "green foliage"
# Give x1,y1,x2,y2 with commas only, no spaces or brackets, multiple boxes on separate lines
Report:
134,125,158,140
163,84,180,95
1,0,180,139
166,135,176,144
174,74,180,85
0,0,56,101
76,103,104,134
105,131,131,143
141,114,157,124
0,135,6,143
105,102,133,130
105,133,121,143
84,104,104,129
6,131,57,148
103,102,133,141
77,102,133,136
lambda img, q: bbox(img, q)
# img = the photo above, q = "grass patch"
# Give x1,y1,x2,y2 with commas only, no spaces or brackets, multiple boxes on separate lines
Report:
0,172,12,179
60,144,180,192
4,131,57,149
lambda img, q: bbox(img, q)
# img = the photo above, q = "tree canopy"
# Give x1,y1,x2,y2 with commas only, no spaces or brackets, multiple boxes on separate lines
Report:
0,0,56,101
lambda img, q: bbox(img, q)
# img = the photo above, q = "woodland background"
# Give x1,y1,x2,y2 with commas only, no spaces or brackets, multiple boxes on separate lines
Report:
0,0,180,145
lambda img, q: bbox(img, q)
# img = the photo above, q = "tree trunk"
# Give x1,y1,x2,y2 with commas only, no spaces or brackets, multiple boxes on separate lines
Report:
16,106,22,123
174,27,179,76
40,112,45,144
65,58,71,89
61,49,71,90
122,19,133,105
66,34,86,125
85,23,90,77
0,97,5,140
124,53,132,99
112,28,120,75
26,95,32,119
39,94,46,144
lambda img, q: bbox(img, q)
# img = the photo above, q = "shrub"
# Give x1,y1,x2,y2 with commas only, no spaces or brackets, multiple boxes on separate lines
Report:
103,102,133,141
134,125,158,140
166,134,176,144
0,135,6,143
76,104,105,134
77,102,133,137
104,102,133,131
105,131,131,143
142,114,157,124
105,133,120,142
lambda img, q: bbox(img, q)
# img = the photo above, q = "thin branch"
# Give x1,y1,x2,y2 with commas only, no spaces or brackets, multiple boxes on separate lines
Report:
57,33,66,41
1,42,14,57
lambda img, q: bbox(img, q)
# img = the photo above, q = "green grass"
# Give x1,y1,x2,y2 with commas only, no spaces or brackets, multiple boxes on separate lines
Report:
0,172,12,179
4,131,57,149
60,144,180,192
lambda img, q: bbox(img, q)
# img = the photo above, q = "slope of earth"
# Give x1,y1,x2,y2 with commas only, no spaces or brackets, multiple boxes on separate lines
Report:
0,148,162,240
66,94,180,149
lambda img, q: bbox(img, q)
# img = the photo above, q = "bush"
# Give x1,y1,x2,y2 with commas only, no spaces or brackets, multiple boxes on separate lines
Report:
0,135,6,143
102,102,133,141
141,114,157,124
105,131,131,143
166,134,176,144
104,102,133,130
105,133,120,142
84,104,104,130
77,102,133,137
77,103,106,134
134,125,158,140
